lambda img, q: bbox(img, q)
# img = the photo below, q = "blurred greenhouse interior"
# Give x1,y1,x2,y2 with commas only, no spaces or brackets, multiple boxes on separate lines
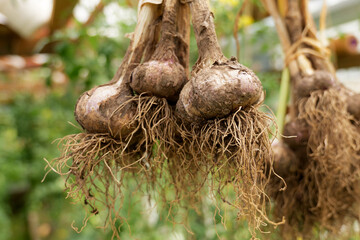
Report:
0,0,359,239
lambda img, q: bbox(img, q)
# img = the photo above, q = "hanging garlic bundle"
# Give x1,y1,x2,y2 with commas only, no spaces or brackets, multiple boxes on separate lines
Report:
262,0,360,238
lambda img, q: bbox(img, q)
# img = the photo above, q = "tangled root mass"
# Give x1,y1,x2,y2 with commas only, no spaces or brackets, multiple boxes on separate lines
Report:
45,95,181,236
173,105,283,235
45,97,283,238
268,88,360,238
298,88,360,230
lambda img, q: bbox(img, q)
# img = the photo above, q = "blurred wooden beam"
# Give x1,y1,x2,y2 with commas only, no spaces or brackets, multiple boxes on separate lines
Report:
50,0,79,32
0,24,17,55
0,81,47,103
336,54,360,69
0,54,50,71
0,0,108,55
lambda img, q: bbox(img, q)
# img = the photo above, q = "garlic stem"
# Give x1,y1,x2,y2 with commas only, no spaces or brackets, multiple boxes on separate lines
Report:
151,0,179,60
176,2,191,75
276,67,290,138
112,2,161,86
277,0,288,18
297,55,314,75
301,0,336,75
188,0,225,68
262,0,299,77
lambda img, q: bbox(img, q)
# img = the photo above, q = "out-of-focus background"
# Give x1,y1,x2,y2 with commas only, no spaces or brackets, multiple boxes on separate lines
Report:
0,0,359,239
